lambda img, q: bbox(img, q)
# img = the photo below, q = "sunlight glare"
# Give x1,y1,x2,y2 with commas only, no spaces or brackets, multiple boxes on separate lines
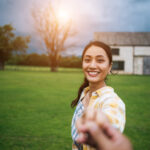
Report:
57,9,70,24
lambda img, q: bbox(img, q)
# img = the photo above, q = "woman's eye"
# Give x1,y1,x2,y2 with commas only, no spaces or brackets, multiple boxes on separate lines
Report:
84,59,90,62
97,59,104,63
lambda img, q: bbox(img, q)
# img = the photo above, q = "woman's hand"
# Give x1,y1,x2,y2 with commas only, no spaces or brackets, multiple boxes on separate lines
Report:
76,109,132,150
76,109,109,147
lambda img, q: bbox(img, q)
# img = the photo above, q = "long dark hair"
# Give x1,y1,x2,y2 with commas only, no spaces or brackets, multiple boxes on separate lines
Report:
71,41,112,108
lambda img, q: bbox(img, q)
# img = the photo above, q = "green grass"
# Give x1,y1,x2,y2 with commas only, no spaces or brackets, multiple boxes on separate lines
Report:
0,66,150,150
5,65,82,73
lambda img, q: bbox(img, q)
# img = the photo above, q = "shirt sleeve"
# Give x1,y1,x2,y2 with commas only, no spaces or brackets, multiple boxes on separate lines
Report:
100,94,126,133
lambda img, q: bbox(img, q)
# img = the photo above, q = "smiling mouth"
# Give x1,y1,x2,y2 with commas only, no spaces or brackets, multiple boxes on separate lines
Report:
87,71,100,77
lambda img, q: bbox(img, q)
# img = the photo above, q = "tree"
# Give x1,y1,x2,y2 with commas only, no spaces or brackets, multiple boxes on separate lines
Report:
0,24,30,70
32,1,76,72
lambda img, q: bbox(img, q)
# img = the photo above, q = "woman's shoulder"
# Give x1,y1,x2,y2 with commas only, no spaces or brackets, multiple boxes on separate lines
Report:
96,86,125,104
96,86,114,96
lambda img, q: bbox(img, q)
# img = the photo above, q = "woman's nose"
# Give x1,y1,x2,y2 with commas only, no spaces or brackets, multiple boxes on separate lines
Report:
89,60,97,68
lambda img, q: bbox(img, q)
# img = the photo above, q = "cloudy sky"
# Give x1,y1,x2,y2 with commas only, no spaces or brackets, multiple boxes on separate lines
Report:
0,0,150,55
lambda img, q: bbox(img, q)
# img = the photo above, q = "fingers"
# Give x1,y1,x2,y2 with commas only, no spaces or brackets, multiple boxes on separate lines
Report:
76,118,89,144
96,109,109,127
76,109,109,136
76,108,133,150
76,108,97,134
76,109,113,146
77,132,88,143
79,121,110,149
81,108,96,121
76,118,88,133
102,122,120,140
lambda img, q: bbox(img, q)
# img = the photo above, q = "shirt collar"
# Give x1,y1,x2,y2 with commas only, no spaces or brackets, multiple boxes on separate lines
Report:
82,86,114,97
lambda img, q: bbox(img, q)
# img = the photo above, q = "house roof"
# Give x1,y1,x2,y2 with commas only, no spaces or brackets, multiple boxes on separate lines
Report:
94,32,150,46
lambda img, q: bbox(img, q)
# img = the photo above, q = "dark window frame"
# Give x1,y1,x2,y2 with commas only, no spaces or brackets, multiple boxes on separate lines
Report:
112,61,124,71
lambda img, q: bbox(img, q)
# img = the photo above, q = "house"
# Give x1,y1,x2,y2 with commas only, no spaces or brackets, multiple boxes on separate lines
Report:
94,32,150,75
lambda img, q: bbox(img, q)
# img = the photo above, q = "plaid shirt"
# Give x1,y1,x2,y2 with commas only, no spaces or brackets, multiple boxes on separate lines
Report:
71,99,84,141
71,86,126,150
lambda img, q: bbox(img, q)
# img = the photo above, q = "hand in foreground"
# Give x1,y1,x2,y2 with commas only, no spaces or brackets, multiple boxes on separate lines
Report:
76,109,132,150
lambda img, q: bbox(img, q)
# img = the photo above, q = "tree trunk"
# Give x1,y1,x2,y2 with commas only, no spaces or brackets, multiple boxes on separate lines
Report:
51,66,58,72
0,61,5,70
49,53,59,72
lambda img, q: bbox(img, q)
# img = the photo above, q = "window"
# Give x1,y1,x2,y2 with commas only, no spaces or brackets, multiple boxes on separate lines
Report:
112,61,124,70
111,48,119,55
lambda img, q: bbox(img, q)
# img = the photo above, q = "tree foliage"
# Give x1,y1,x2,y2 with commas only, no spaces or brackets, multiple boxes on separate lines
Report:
0,24,30,70
32,1,76,71
7,53,82,68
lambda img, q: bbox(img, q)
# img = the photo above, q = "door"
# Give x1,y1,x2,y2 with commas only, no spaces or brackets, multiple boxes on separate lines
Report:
143,57,150,75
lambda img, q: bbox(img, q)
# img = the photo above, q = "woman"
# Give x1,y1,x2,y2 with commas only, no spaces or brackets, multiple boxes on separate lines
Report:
71,41,126,150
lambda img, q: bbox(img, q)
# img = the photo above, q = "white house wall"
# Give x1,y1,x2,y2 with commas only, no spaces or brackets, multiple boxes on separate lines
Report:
134,47,150,75
134,47,150,56
133,57,143,75
112,46,133,74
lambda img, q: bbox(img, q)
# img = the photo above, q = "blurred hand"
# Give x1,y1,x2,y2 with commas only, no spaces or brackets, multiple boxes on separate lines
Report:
76,109,132,150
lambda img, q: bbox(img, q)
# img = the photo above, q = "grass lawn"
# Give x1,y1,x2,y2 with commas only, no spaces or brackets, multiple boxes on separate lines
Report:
0,66,150,150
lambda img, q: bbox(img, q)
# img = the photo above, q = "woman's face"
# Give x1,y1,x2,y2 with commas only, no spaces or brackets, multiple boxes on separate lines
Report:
82,45,112,84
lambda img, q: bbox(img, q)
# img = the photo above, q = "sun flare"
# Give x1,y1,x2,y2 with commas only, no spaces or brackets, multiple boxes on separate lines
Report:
57,9,70,24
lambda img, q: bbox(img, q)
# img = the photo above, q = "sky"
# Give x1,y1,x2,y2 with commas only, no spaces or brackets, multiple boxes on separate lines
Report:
0,0,150,56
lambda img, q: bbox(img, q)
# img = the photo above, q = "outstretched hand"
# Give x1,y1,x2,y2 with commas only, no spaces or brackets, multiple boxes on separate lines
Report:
76,109,132,150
